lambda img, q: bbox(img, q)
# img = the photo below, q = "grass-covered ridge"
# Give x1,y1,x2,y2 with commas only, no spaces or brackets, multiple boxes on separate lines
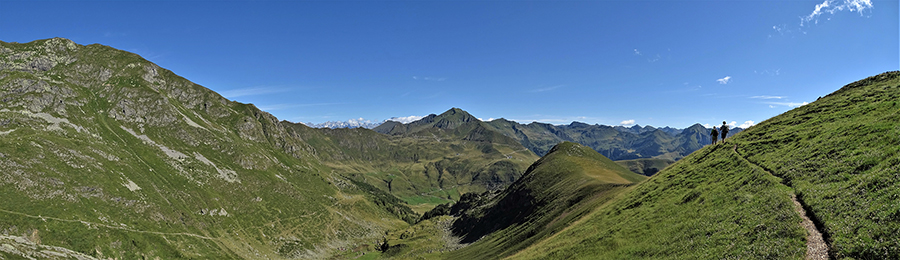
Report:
735,71,900,258
510,71,900,259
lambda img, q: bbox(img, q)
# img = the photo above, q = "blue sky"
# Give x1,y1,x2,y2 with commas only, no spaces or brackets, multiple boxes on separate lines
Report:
2,0,897,128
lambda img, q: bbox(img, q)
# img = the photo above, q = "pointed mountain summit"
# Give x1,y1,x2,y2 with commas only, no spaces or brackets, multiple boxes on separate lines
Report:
374,107,524,147
373,107,478,135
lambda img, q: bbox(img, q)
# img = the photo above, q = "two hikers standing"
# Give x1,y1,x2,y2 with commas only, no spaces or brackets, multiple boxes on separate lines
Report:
710,121,729,145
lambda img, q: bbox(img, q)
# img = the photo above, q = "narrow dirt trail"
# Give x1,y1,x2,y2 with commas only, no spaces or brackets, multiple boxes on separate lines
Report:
731,144,828,260
0,208,216,240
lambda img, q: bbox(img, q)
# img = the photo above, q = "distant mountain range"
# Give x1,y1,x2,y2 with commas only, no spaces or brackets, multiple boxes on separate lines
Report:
305,118,382,129
483,119,742,161
347,113,742,162
305,116,424,129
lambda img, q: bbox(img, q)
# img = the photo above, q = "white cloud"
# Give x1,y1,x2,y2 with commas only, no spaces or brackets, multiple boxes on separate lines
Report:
506,115,606,125
739,120,756,128
387,115,424,124
221,86,291,98
765,101,809,107
801,0,873,26
633,49,642,56
750,95,785,99
620,119,636,126
755,69,781,76
716,76,731,84
528,85,564,93
703,123,712,128
413,76,447,81
347,117,375,124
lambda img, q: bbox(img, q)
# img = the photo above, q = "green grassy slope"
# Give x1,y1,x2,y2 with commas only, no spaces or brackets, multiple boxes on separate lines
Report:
0,38,410,259
381,142,646,259
734,71,900,258
511,144,805,259
510,71,900,259
615,158,676,176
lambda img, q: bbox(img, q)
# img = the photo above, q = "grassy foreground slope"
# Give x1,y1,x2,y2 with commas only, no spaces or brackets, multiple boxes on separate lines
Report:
511,71,900,259
735,71,900,258
511,144,805,259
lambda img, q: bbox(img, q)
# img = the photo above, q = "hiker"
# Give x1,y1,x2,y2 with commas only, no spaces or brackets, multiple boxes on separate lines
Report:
710,126,719,145
720,121,729,144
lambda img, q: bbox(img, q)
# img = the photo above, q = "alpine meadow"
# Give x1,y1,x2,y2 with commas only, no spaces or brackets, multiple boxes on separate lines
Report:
1,1,898,259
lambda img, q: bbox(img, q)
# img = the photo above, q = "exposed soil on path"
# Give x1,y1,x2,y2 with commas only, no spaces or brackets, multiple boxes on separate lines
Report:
731,144,829,260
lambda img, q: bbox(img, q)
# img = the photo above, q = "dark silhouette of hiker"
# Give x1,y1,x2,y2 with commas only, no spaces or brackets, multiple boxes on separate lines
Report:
720,121,729,143
710,126,719,145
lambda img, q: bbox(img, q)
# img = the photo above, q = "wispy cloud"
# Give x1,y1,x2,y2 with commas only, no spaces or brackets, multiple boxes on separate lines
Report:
801,0,873,26
620,119,636,126
633,49,642,56
387,115,424,124
507,115,606,125
412,76,447,81
716,76,732,84
750,95,785,99
765,101,809,107
754,69,781,76
221,86,291,99
528,85,564,93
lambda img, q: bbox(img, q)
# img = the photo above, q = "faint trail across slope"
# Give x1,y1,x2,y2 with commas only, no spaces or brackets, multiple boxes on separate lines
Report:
731,144,828,260
0,208,216,240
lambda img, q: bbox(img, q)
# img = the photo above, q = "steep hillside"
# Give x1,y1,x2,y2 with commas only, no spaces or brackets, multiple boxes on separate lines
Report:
485,119,741,161
0,38,412,259
510,71,900,259
734,71,900,258
380,142,646,259
614,158,676,176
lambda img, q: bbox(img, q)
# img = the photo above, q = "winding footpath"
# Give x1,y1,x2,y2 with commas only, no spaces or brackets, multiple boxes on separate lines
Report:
0,208,216,240
731,144,828,260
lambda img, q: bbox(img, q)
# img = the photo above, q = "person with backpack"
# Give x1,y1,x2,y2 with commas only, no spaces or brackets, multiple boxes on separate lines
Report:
710,126,719,145
720,121,729,144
